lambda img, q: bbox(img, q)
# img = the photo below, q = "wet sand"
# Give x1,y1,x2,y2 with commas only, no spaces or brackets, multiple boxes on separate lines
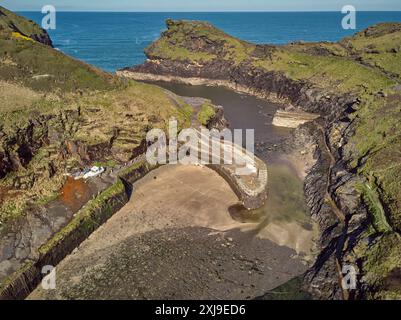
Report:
29,165,313,300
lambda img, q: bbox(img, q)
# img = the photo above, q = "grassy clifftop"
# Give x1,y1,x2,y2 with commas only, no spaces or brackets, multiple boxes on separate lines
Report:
146,19,253,64
0,6,52,45
146,20,398,94
341,23,401,80
0,6,119,92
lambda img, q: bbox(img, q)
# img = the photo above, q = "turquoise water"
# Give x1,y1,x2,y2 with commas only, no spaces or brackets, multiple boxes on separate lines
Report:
18,11,401,72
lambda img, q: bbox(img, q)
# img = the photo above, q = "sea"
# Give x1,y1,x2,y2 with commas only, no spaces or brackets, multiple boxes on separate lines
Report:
18,11,401,72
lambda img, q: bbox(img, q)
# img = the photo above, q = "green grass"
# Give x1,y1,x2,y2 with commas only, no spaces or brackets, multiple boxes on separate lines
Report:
0,79,194,223
0,11,194,225
358,182,393,233
253,49,395,94
197,102,216,126
1,7,118,95
0,80,41,115
363,233,401,299
73,81,193,147
349,90,401,232
0,6,48,42
146,20,253,65
341,23,401,80
0,20,119,93
0,149,67,223
149,20,397,95
93,160,118,168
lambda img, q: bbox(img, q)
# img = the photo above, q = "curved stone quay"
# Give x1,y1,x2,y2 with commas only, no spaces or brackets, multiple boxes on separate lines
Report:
187,129,268,210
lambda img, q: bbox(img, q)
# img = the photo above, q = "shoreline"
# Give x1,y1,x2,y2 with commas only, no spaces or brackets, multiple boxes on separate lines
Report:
117,70,295,107
117,70,320,129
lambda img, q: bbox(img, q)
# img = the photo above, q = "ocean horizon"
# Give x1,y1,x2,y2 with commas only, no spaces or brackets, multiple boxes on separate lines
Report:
17,10,401,12
18,11,401,72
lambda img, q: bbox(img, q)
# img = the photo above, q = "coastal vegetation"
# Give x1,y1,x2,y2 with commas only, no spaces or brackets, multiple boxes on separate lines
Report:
197,102,216,126
147,20,395,93
0,6,52,45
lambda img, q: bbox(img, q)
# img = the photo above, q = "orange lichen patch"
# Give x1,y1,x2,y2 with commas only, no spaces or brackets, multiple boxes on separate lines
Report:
59,177,92,212
0,186,21,206
0,186,10,206
11,32,34,42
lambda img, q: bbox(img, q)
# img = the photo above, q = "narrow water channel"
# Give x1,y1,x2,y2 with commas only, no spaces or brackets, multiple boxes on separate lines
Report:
150,81,292,163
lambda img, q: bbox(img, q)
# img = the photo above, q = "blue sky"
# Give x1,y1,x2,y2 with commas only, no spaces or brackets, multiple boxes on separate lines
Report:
3,0,401,12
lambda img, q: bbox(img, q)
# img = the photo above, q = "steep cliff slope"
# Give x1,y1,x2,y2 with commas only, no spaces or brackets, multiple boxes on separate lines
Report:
0,9,192,224
124,19,401,299
0,6,52,46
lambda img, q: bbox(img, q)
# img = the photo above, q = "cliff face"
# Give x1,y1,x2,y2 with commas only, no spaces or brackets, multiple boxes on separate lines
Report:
124,19,401,299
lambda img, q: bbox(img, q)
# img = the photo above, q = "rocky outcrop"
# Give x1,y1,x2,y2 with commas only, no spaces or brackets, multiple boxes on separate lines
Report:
286,121,369,299
0,110,112,183
29,32,53,47
0,116,54,180
0,6,53,46
272,110,320,128
205,105,228,131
